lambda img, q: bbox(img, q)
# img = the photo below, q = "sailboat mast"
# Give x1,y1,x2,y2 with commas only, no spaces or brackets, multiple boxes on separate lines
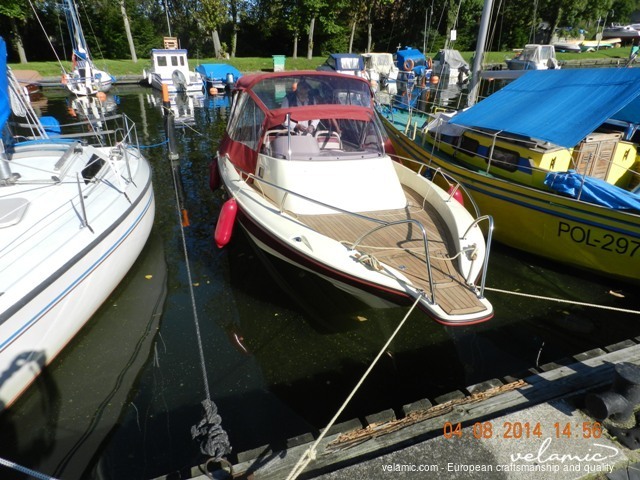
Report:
467,0,493,106
164,0,172,37
64,0,90,60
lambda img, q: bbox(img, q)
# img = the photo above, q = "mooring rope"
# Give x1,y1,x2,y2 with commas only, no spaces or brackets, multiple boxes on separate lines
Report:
286,295,423,480
167,116,231,462
138,139,169,149
0,456,58,480
485,287,640,315
170,167,211,399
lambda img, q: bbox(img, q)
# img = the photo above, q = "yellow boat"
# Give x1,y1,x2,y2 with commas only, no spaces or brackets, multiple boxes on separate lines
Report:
379,68,640,284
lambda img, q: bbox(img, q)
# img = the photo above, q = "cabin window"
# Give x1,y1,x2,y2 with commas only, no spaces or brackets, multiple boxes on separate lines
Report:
252,76,372,110
458,135,479,156
157,56,167,67
489,147,520,172
82,154,106,184
171,56,179,66
228,94,265,151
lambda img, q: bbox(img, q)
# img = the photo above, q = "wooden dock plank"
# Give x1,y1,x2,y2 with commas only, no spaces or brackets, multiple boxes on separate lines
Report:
225,344,640,480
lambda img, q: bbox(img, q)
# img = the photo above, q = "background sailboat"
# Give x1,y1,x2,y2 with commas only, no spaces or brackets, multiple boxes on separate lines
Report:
61,0,115,96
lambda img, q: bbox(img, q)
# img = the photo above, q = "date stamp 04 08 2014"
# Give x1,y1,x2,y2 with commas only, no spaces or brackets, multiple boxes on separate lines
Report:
379,420,620,476
443,420,604,440
408,420,622,476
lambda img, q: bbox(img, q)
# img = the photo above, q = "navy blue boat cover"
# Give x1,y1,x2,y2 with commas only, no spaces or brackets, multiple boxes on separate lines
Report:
545,170,640,210
450,68,640,148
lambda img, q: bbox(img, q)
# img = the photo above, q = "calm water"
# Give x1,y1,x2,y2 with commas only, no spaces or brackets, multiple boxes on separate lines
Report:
0,86,638,480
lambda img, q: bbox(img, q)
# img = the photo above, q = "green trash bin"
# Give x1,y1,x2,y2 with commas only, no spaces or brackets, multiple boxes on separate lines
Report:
273,55,286,72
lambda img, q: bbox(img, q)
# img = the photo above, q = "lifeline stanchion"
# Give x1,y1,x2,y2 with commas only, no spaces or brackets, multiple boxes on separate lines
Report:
286,295,423,480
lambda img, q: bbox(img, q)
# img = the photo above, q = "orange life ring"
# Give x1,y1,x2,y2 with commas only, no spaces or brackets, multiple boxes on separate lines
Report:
403,58,414,71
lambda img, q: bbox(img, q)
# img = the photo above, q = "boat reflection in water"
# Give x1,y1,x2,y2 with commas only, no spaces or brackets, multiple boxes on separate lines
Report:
67,92,119,125
146,90,205,127
0,233,167,479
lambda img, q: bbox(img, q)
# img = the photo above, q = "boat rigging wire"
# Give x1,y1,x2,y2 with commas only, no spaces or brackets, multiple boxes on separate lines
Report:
27,0,66,73
485,287,640,315
76,0,108,68
286,295,422,480
0,457,58,480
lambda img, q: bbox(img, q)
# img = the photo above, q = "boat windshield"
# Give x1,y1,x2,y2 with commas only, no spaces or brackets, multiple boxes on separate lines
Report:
251,75,372,111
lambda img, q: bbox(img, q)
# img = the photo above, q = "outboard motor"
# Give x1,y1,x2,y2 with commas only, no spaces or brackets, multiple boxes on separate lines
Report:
172,70,187,91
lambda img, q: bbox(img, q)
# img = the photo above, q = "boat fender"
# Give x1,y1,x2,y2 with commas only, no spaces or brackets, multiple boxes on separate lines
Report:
448,185,464,206
209,160,220,191
403,59,415,71
214,198,237,248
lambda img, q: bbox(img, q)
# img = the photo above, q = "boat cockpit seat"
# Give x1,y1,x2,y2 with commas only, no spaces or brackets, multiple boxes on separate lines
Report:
271,134,320,159
315,130,342,150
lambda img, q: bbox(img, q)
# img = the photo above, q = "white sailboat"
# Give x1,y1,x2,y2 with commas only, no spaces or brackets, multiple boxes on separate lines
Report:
0,37,155,411
61,0,115,96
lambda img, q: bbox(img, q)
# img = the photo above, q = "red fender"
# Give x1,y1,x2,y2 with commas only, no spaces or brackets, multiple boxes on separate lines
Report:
209,159,220,191
448,185,464,206
214,198,237,248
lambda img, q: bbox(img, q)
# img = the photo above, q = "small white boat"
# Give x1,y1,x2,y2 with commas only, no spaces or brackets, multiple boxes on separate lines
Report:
211,71,494,326
61,0,115,96
553,41,581,53
603,24,640,40
144,37,203,93
362,52,399,93
506,44,560,70
0,37,155,411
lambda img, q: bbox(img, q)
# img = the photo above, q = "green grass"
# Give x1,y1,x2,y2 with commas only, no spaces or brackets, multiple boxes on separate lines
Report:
8,56,328,77
8,46,636,77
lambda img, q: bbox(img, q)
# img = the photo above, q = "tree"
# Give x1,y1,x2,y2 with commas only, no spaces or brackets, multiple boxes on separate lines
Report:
366,0,394,53
0,0,30,63
120,0,137,62
199,0,227,58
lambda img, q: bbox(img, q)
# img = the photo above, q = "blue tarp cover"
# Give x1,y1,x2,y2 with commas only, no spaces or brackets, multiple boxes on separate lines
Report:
450,68,640,148
544,170,640,210
0,38,8,133
195,63,242,81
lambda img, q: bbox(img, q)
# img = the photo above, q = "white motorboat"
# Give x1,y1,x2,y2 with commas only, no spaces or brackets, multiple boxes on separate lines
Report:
506,44,560,70
144,37,203,94
211,71,494,326
603,24,640,40
0,37,155,411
